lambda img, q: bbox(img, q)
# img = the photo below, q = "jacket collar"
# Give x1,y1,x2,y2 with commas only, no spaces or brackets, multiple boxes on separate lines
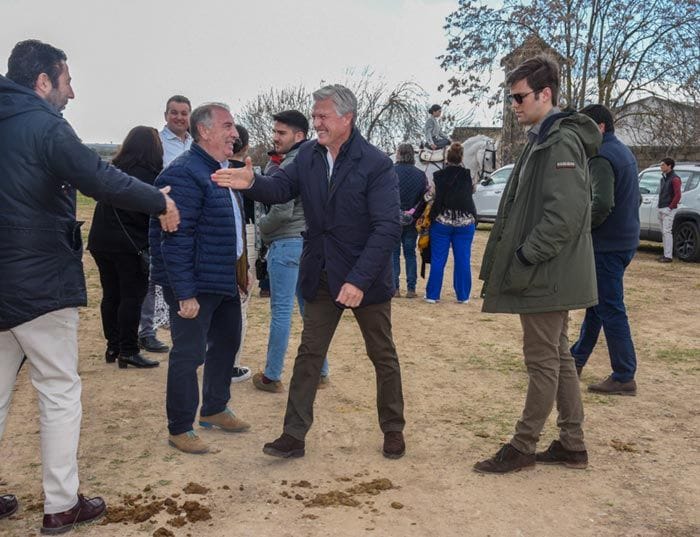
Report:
191,142,223,168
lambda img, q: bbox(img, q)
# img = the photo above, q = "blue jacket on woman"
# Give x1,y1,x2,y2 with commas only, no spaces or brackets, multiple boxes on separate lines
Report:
247,129,400,307
149,143,239,300
0,74,165,330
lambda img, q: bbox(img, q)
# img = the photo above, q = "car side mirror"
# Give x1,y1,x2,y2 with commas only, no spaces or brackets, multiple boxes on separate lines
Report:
481,178,493,186
639,187,650,194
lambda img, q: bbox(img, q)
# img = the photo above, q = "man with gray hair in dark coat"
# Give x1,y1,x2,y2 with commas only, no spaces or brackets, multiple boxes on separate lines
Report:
212,84,407,460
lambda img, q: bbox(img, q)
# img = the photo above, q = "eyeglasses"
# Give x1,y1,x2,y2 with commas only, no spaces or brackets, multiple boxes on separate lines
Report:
506,90,537,105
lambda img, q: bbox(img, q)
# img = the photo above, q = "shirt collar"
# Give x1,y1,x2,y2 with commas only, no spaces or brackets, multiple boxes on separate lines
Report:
161,125,192,143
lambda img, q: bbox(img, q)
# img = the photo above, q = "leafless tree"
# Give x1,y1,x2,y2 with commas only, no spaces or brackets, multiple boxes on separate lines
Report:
439,0,700,111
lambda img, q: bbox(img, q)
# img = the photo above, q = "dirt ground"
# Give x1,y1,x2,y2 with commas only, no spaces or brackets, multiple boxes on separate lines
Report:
1,202,698,537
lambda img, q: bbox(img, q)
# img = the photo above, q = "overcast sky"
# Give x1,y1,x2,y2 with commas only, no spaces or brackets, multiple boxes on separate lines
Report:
1,0,502,143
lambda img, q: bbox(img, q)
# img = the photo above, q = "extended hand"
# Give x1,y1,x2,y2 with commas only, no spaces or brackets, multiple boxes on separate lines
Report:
158,186,180,232
178,297,200,319
336,282,364,308
211,157,255,189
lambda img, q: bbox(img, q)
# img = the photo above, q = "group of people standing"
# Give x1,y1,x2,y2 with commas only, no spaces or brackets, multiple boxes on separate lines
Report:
0,38,654,536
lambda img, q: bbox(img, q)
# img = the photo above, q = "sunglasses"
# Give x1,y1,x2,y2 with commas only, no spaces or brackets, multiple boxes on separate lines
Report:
506,90,537,104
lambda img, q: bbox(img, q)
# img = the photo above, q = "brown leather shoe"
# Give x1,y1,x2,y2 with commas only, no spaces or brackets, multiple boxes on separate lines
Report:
405,290,417,298
0,494,18,519
263,433,305,458
473,443,535,474
588,375,637,396
41,494,106,534
252,372,284,393
168,430,209,454
317,375,330,389
199,408,250,432
383,431,406,459
536,440,588,469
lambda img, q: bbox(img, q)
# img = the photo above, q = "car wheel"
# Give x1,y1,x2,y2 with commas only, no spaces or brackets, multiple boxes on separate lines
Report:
674,220,700,262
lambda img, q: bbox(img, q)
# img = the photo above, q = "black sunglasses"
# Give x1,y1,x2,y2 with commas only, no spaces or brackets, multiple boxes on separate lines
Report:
506,90,537,104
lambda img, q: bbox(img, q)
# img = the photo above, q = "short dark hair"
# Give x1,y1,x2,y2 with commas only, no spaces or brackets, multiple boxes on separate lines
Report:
165,95,191,112
446,142,464,166
272,110,309,137
6,39,67,89
661,157,675,169
506,55,560,106
395,143,415,165
580,104,614,133
428,104,442,114
234,124,249,150
112,126,164,174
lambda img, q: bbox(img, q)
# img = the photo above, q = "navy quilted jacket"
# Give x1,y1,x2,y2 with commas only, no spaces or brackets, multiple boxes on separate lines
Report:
149,143,239,300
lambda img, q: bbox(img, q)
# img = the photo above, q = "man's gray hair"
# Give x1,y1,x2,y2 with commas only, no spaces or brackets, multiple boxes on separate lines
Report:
190,102,230,142
312,84,357,123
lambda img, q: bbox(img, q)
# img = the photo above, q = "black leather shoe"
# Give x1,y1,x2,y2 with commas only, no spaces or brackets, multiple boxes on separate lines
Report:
104,349,118,364
263,433,305,458
0,494,18,519
383,431,406,459
41,494,105,534
138,335,170,353
118,353,160,369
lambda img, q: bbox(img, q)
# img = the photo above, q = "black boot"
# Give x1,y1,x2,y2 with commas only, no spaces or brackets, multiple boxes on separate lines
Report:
105,349,118,364
118,353,160,369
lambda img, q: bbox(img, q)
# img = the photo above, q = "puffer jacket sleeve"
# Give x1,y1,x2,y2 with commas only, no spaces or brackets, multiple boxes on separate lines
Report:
519,134,590,265
344,157,401,291
155,165,203,300
42,120,166,215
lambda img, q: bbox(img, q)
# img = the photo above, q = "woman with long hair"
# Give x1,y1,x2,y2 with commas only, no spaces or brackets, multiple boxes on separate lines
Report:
424,142,477,303
87,126,163,368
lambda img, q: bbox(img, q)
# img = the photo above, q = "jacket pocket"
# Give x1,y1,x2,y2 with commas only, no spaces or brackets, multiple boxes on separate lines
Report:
502,258,553,297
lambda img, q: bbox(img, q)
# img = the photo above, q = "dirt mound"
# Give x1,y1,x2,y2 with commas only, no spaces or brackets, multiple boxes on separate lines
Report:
183,482,210,494
99,489,211,528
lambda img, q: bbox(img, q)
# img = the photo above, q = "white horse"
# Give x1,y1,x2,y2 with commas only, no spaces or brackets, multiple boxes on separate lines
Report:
393,135,497,189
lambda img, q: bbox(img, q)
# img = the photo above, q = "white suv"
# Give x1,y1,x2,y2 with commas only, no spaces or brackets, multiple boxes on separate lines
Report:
639,163,700,262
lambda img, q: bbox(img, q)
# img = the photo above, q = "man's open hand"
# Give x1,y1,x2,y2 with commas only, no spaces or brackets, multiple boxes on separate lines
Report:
211,157,255,189
158,186,180,232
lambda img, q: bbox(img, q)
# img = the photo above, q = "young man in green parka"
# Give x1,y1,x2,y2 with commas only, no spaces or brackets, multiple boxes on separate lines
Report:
474,56,601,474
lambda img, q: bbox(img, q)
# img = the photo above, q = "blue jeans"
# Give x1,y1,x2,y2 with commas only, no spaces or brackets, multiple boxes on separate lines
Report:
570,249,637,382
163,288,241,435
138,280,156,338
392,225,418,291
265,238,329,381
425,221,475,302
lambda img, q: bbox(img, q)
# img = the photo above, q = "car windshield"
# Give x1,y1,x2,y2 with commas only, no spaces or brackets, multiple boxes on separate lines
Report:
489,167,512,185
638,169,696,194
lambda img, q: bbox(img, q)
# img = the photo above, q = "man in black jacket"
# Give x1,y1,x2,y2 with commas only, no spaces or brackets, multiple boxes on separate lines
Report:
213,85,406,460
0,40,179,534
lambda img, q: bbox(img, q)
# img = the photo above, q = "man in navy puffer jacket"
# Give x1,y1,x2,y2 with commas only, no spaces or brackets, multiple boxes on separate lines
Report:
150,103,250,454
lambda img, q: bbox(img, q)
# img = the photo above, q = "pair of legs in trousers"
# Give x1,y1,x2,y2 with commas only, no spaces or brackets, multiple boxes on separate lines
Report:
282,274,404,441
392,225,418,293
265,238,328,381
658,207,676,259
162,289,241,435
91,251,148,356
511,311,585,454
0,308,82,513
571,249,637,382
425,221,475,302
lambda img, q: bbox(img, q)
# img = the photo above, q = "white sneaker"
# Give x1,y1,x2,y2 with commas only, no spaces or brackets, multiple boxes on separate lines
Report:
423,297,437,304
457,299,470,304
231,366,252,383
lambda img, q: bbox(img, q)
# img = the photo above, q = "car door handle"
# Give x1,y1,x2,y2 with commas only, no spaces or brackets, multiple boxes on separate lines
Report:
642,200,652,204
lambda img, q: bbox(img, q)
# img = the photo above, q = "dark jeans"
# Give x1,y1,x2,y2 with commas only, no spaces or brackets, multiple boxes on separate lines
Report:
163,288,241,435
433,137,450,149
91,251,148,356
283,273,405,440
392,225,418,291
570,249,637,382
